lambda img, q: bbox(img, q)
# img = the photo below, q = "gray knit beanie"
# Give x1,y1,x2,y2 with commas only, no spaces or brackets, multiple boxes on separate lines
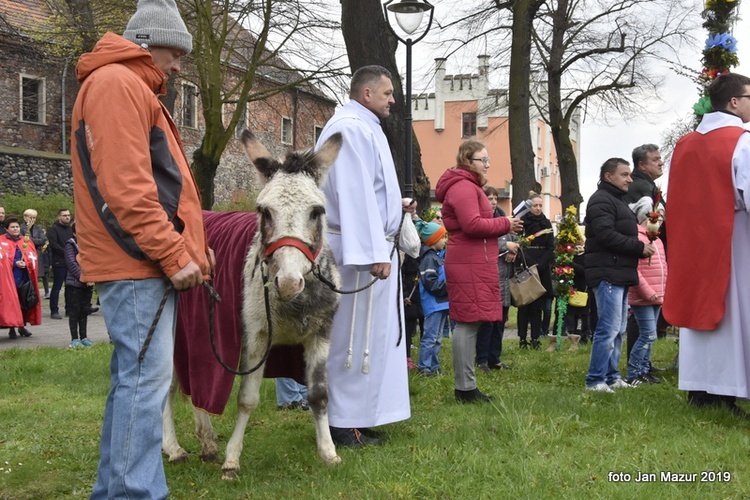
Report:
629,196,653,224
123,0,192,55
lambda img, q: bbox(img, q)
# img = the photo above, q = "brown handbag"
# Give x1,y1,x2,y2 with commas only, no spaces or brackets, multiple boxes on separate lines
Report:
509,250,546,307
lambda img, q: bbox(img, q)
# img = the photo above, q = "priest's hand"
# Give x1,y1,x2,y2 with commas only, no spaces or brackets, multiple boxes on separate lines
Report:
371,263,391,280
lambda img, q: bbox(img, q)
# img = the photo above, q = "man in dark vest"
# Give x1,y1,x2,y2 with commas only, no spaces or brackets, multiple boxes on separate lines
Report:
664,72,750,417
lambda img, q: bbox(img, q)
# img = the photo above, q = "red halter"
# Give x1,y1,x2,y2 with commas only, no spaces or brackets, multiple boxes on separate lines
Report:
264,237,321,263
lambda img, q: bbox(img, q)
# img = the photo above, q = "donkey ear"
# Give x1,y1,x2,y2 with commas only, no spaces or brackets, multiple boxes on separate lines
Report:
241,129,279,185
312,132,343,186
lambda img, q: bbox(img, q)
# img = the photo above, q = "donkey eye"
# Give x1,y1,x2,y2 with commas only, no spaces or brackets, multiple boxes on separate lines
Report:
309,206,325,222
259,206,272,223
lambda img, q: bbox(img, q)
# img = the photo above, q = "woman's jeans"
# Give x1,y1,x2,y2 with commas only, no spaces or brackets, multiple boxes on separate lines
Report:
419,310,447,373
275,378,308,406
585,281,628,387
627,305,661,379
90,278,177,500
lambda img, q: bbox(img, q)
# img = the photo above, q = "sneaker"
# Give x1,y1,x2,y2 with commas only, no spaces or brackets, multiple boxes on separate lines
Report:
477,363,491,374
80,338,94,347
69,339,82,348
625,376,645,387
418,369,438,378
642,373,661,384
608,378,633,389
585,382,614,393
43,292,50,299
51,312,63,320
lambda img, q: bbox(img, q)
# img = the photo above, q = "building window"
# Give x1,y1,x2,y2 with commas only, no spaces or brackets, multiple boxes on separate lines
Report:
462,112,476,138
182,83,197,128
20,75,45,124
281,117,293,145
314,125,323,143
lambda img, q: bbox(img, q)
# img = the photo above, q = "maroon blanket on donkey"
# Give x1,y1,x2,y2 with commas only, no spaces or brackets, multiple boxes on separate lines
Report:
174,210,306,415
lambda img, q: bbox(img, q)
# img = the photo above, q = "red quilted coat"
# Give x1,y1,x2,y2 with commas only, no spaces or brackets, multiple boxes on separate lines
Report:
435,167,511,322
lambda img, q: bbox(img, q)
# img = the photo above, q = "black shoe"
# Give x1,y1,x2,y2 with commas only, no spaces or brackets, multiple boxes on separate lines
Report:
477,363,491,374
531,339,541,350
357,427,387,441
649,363,666,373
329,426,382,447
489,362,513,370
643,373,661,384
519,339,528,349
51,312,62,320
625,376,645,387
455,388,493,403
18,328,32,337
86,306,100,315
8,328,17,340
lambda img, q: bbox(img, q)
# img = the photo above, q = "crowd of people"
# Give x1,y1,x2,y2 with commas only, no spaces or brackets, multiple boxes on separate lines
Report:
0,206,99,346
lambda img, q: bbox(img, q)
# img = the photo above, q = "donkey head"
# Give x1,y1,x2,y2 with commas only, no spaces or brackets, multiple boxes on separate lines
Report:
242,130,342,301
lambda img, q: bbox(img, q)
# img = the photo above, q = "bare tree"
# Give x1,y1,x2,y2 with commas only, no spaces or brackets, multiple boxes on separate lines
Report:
340,0,431,210
532,0,694,211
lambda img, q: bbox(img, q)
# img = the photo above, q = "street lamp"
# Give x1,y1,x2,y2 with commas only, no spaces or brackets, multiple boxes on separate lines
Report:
384,0,434,199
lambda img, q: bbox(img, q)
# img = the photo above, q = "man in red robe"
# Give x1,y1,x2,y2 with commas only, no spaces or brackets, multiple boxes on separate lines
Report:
664,72,750,415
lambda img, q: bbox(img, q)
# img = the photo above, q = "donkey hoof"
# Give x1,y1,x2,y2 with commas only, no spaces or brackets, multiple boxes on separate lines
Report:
325,455,342,466
167,449,189,464
199,451,219,463
221,469,239,481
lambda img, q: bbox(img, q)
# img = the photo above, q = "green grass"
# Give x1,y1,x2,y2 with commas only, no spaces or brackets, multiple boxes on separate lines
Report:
0,336,747,499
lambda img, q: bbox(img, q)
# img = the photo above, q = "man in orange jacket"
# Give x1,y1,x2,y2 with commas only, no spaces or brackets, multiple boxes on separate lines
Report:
70,0,213,497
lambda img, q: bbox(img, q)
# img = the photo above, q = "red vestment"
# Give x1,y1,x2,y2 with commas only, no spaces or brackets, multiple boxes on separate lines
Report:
0,234,42,326
663,126,746,330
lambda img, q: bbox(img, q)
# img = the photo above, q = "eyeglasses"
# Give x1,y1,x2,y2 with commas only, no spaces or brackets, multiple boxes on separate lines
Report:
472,157,490,165
435,216,442,220
734,95,750,99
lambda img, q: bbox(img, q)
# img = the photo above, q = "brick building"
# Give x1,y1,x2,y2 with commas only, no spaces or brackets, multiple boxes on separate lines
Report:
0,0,336,204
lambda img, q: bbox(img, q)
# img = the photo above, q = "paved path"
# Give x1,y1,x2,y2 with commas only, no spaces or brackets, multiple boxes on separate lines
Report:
0,305,111,350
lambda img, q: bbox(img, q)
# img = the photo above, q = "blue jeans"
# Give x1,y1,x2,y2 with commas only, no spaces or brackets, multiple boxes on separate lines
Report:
627,305,660,379
418,310,447,373
90,279,177,500
585,281,628,387
275,378,308,406
476,307,508,365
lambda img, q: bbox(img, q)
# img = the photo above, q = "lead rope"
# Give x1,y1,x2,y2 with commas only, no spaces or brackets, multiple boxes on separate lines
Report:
138,281,221,363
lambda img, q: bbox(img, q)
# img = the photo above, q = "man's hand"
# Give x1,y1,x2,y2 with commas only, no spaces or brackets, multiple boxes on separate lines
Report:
402,198,417,216
642,243,657,257
507,217,523,235
170,261,204,290
370,262,391,280
207,248,216,277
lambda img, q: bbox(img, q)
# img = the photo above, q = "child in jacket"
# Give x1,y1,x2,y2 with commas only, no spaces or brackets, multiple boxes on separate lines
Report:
415,220,449,375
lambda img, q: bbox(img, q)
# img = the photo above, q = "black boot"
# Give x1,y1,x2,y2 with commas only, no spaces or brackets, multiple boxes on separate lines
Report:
519,339,528,349
530,338,541,350
455,388,493,403
8,328,17,339
329,426,381,448
18,327,32,337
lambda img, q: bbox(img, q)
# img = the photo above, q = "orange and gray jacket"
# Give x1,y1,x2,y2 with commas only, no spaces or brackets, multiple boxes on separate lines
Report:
70,32,209,282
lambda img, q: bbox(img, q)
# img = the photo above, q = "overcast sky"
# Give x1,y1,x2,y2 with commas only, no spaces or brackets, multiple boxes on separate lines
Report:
396,0,750,206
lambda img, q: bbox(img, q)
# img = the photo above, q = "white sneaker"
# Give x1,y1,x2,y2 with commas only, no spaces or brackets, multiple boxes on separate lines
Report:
608,379,633,389
585,382,614,393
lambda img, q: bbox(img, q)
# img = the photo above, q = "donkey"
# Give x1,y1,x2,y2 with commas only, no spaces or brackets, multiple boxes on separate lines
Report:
162,130,343,479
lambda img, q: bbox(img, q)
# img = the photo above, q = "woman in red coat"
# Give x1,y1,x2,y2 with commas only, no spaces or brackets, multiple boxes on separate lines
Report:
435,140,523,403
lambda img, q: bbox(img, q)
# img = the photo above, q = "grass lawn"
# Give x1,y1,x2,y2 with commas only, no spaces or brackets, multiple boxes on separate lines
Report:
0,335,747,499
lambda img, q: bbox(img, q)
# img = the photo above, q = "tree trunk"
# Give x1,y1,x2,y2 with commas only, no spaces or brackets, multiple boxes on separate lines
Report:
547,0,583,214
192,147,220,209
340,0,431,211
508,0,540,207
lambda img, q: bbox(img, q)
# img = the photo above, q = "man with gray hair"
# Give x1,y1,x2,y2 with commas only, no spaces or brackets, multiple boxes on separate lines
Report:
70,0,212,497
623,144,664,204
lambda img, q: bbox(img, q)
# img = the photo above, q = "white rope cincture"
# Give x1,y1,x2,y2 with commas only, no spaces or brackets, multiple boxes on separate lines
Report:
362,281,375,374
345,270,360,369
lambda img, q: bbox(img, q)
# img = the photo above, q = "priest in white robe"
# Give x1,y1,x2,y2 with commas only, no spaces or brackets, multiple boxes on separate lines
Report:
664,72,750,415
316,65,410,447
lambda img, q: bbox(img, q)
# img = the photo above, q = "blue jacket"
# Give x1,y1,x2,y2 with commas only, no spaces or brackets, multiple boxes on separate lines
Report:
418,245,449,316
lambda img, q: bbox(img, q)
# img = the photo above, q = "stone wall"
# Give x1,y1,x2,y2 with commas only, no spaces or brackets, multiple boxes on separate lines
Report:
0,147,72,196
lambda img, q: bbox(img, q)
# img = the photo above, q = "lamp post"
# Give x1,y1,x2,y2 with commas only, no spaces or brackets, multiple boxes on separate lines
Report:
384,0,434,200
